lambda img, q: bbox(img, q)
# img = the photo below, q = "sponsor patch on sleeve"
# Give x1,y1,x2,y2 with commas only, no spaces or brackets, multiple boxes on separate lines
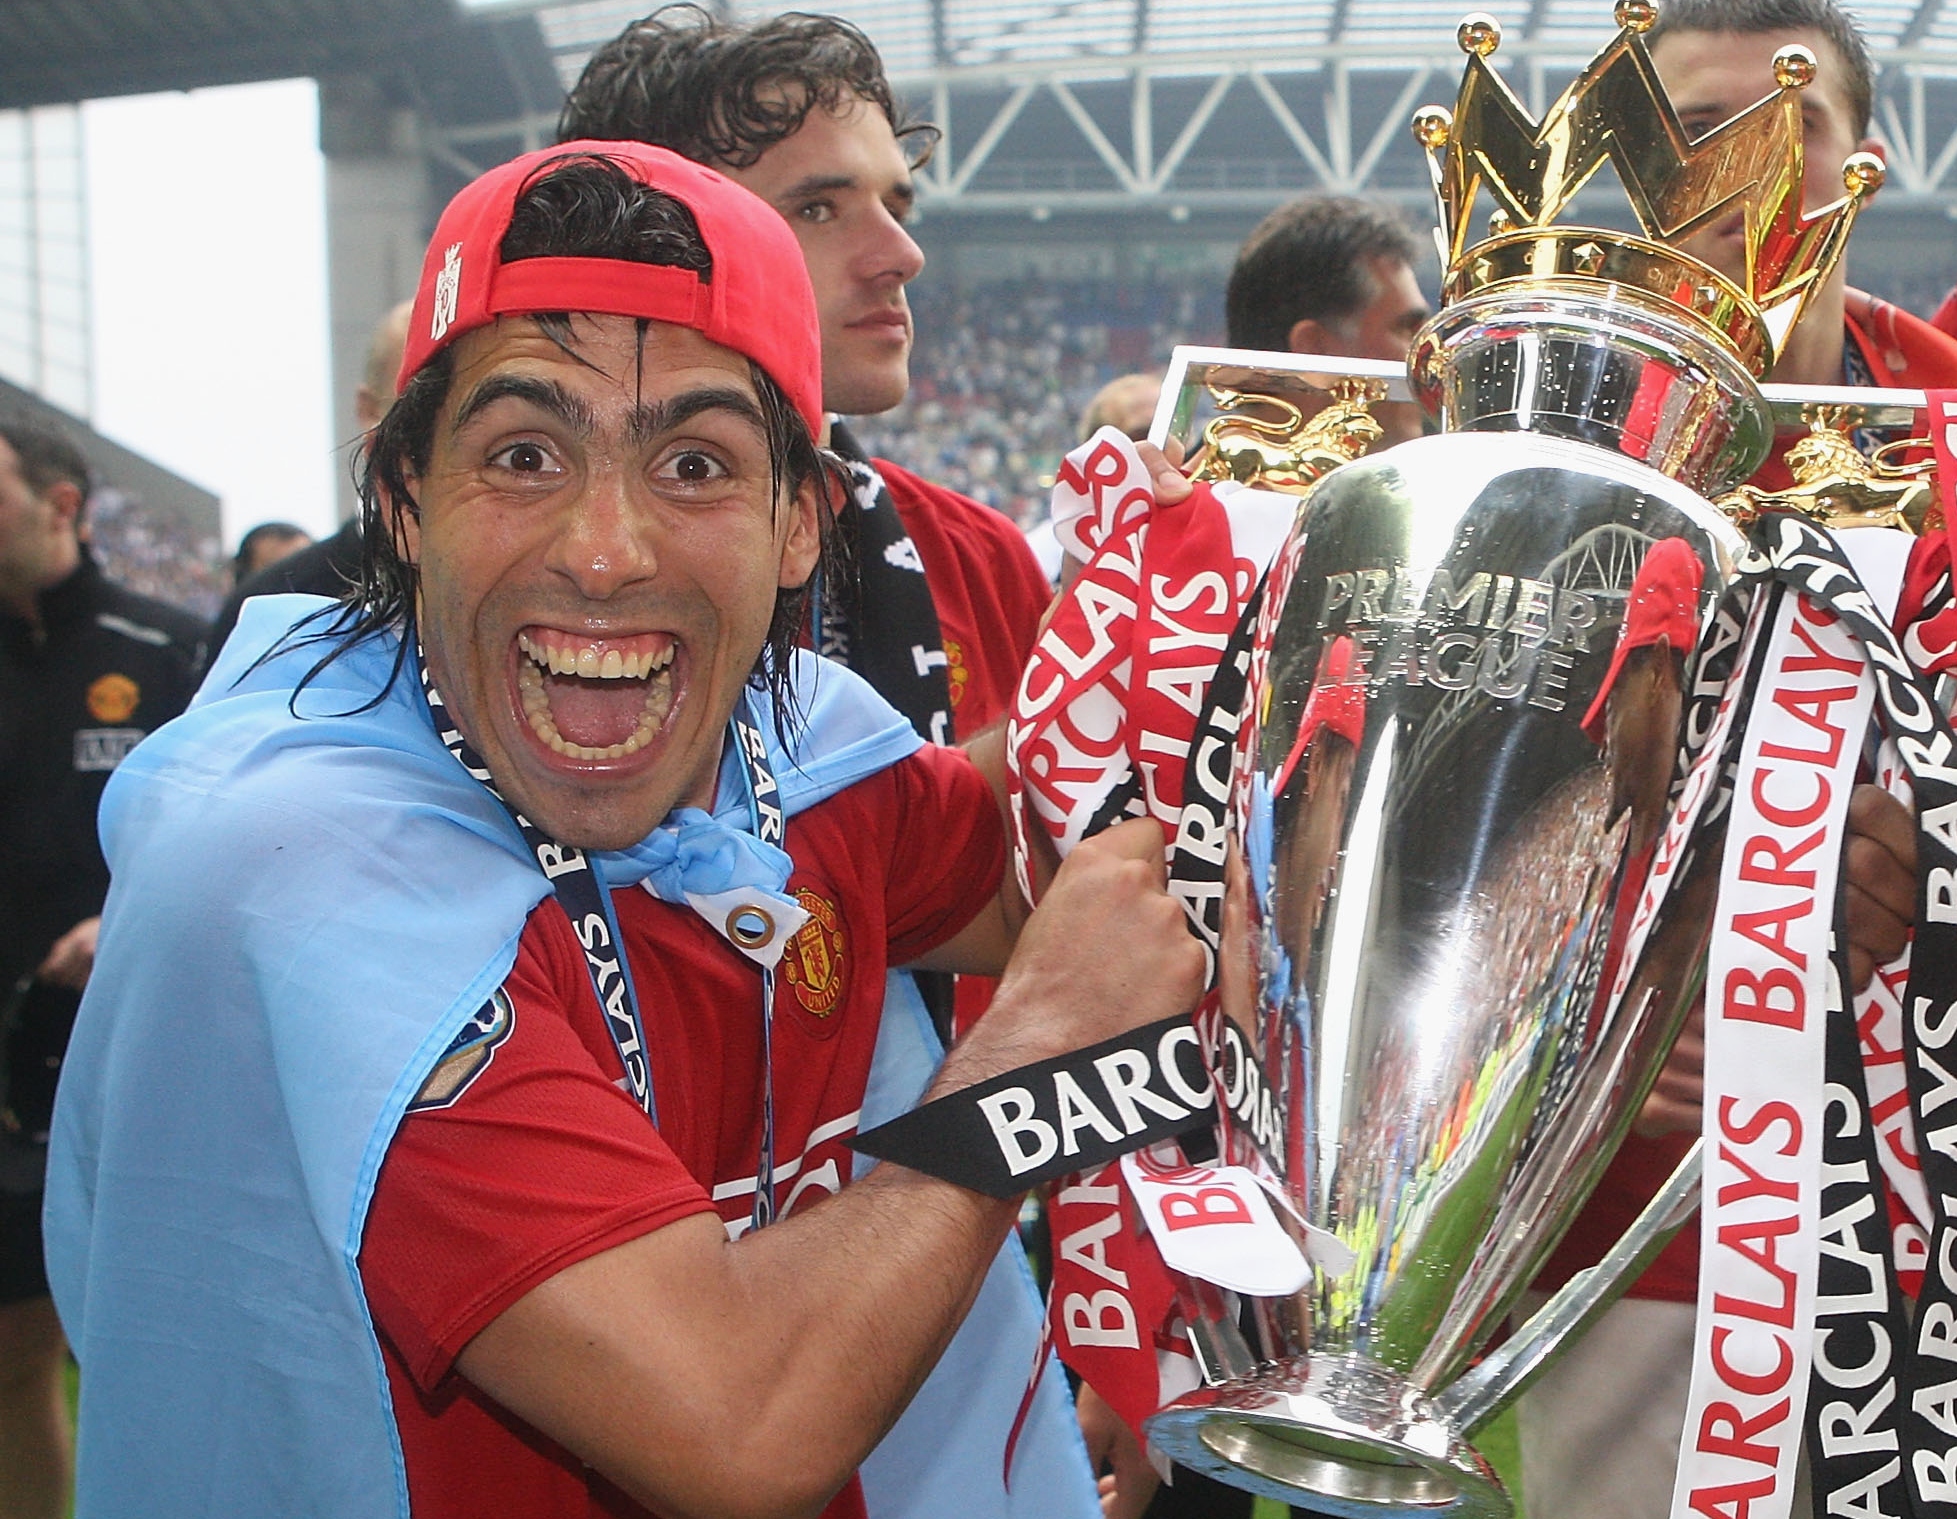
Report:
73,728,145,772
409,988,515,1111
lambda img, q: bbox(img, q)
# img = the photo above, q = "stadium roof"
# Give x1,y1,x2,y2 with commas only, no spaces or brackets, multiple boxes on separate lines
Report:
464,0,1957,215
0,0,559,129
483,0,1957,82
6,0,1956,214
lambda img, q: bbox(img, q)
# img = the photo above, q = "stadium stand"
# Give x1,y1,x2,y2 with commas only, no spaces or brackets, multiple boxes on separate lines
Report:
858,273,1223,525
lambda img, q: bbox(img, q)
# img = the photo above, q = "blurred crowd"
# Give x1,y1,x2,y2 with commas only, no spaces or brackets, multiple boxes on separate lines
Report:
856,275,1221,524
83,486,229,620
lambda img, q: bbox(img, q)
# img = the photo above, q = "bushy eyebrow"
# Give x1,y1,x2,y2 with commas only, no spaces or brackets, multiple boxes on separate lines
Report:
452,374,594,438
780,171,915,213
780,172,857,201
450,375,768,449
627,386,769,449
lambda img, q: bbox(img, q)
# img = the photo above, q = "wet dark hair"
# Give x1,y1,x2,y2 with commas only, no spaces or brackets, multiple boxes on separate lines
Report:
1647,0,1874,139
558,4,938,170
0,415,91,502
1226,194,1421,352
300,151,842,730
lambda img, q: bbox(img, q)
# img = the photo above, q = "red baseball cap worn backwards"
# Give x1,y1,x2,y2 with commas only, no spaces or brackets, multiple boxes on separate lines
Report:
1580,537,1705,744
1272,635,1368,797
398,140,824,434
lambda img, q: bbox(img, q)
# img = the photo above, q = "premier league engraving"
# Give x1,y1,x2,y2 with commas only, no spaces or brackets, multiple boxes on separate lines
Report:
1141,3,1902,1512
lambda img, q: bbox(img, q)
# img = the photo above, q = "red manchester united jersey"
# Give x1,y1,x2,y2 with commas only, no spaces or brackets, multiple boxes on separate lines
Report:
360,743,1005,1518
875,457,1051,737
875,457,1051,1033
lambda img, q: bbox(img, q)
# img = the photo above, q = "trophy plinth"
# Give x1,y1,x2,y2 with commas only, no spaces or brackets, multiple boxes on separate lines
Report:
1410,282,1772,498
1150,1355,1505,1519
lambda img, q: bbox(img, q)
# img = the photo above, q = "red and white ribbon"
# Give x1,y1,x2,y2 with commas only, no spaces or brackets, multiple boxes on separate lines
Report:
1673,588,1876,1519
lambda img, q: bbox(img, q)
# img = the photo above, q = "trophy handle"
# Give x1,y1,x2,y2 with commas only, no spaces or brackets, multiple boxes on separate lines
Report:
1433,1138,1702,1434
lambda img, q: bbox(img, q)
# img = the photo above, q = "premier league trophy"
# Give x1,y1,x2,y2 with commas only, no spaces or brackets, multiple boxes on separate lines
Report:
1137,4,1895,1512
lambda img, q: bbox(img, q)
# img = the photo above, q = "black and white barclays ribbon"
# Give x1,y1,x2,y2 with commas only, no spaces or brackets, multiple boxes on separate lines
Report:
1665,515,1957,1519
851,586,1269,1195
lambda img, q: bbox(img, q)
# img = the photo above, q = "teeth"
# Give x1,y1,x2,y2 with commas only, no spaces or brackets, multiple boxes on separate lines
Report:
518,631,673,681
516,654,673,761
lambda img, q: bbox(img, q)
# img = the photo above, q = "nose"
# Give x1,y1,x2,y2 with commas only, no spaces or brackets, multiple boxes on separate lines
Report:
864,206,925,286
542,464,658,600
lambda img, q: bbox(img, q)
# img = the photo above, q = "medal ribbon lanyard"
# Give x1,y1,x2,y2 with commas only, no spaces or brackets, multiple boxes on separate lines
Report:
418,647,788,1234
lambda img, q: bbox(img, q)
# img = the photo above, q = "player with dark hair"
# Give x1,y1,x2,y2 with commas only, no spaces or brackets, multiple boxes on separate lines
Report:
1224,194,1431,445
1225,195,1426,358
560,10,1055,1042
45,142,1198,1519
556,1,1043,730
0,414,203,1519
1648,0,1957,401
1649,0,1873,136
559,5,938,184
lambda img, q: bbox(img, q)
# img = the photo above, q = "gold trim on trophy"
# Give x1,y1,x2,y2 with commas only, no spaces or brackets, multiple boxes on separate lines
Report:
1413,1,1884,377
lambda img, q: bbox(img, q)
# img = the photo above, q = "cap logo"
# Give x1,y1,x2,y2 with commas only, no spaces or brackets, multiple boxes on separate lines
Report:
431,243,463,342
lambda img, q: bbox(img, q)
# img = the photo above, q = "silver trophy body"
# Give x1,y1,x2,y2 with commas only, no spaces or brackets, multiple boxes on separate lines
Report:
1145,288,1760,1516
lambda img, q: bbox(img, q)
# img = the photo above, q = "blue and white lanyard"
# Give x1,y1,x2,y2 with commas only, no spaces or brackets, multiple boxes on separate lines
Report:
419,650,786,1233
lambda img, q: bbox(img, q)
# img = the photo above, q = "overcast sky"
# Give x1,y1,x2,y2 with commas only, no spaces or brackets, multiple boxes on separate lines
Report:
83,79,336,546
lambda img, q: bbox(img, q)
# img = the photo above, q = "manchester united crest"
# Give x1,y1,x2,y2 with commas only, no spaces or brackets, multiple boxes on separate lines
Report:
781,887,846,1018
944,638,970,710
87,673,140,724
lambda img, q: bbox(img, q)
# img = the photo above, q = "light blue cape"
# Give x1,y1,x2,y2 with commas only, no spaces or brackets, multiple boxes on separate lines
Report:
45,597,1093,1518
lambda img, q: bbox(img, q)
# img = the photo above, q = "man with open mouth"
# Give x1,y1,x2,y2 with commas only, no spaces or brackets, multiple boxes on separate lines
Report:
41,142,1205,1519
560,8,1061,1042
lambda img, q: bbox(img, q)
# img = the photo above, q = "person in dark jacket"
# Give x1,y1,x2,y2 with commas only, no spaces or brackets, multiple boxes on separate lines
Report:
0,415,203,1519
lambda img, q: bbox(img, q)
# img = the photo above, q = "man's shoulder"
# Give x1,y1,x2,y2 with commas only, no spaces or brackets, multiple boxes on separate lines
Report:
207,522,361,669
783,735,981,833
91,577,209,663
1844,287,1957,388
869,455,1050,615
872,456,1028,546
240,522,362,603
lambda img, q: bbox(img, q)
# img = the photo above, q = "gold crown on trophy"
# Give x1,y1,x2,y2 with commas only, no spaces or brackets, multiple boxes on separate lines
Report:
1410,0,1884,376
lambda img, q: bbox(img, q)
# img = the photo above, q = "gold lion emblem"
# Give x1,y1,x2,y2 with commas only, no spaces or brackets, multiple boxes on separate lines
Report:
782,888,846,1018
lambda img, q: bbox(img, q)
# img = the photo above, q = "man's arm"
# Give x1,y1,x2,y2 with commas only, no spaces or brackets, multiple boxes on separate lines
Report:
37,917,100,991
455,817,1206,1519
1843,781,1915,990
